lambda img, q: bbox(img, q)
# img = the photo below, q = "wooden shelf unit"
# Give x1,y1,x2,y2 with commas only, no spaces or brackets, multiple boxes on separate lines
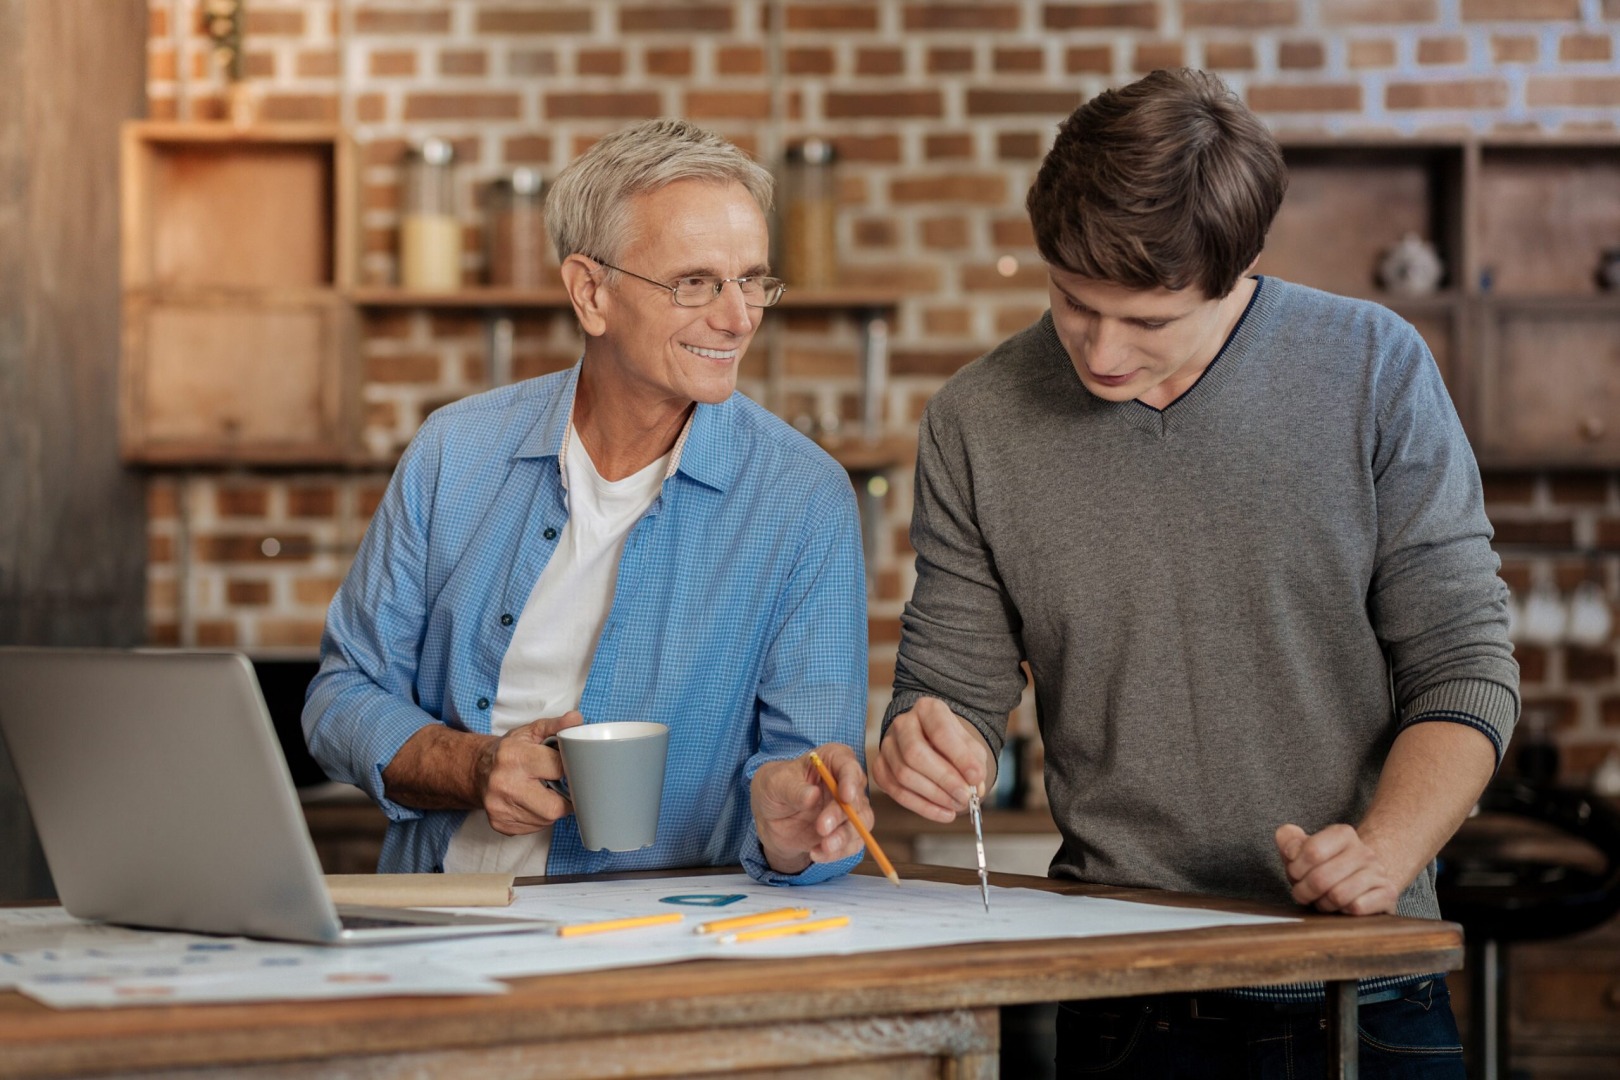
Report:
119,122,359,465
1262,134,1620,467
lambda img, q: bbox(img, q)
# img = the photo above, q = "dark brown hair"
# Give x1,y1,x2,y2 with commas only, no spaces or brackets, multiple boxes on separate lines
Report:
1027,68,1287,299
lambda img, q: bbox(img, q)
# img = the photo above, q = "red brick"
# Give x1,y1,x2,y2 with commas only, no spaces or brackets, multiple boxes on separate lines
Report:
925,133,974,160
963,263,1050,291
1417,37,1468,64
149,48,176,82
148,533,173,564
355,7,451,34
509,49,558,76
356,94,387,123
147,483,179,520
996,306,1050,334
1462,0,1579,18
440,49,489,77
854,219,898,248
1568,647,1618,683
684,91,771,120
150,6,167,37
787,47,836,75
258,94,340,123
216,487,268,518
1044,3,1160,30
287,486,337,518
195,535,314,563
503,135,552,164
358,484,389,520
905,4,1022,30
836,264,943,292
1559,34,1613,62
1133,41,1186,72
1514,644,1547,683
783,5,878,30
246,7,305,36
1205,41,1257,70
1528,77,1620,107
296,49,341,78
1321,0,1436,23
1598,518,1620,551
576,48,624,76
1182,1,1299,28
196,621,239,647
368,49,415,77
966,89,1080,116
1278,39,1326,68
404,93,521,121
1066,44,1114,73
1603,696,1620,728
1492,36,1538,63
891,348,981,377
1548,472,1614,504
826,91,943,119
368,354,442,384
544,92,662,120
1348,38,1398,68
857,48,907,76
1248,83,1363,112
891,174,1008,203
929,47,976,74
992,217,1038,246
921,217,970,248
243,52,276,80
476,8,592,34
998,132,1045,160
995,47,1045,74
1481,471,1537,503
830,134,903,163
294,576,343,607
227,580,272,606
620,6,732,32
1492,519,1576,547
716,46,764,76
258,620,326,649
1387,80,1508,109
923,306,974,335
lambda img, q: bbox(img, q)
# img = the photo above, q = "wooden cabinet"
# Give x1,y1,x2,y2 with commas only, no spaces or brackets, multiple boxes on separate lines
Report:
1262,135,1620,468
120,122,359,464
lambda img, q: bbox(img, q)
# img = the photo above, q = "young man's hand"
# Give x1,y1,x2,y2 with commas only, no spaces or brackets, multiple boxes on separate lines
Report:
872,696,996,822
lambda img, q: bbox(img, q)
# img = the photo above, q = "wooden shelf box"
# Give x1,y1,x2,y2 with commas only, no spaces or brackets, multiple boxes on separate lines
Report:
119,122,358,464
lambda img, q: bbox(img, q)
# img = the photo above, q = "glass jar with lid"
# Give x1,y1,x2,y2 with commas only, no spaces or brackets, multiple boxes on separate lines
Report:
400,137,461,291
781,139,838,290
485,167,548,289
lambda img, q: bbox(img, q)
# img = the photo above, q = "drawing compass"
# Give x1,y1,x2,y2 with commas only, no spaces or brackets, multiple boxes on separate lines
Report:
968,789,989,911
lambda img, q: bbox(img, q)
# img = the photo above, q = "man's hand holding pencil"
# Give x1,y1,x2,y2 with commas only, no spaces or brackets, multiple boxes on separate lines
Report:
750,743,878,877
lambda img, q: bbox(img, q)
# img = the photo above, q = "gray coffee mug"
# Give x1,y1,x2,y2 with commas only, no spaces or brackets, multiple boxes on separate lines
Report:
542,721,668,852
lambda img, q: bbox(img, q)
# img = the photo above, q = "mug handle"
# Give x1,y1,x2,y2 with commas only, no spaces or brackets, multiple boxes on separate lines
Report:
539,734,571,798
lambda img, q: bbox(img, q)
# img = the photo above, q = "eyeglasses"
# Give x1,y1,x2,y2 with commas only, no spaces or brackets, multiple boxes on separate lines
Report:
593,260,786,308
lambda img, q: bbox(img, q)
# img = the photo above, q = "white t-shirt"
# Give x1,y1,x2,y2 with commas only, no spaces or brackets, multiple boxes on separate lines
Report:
443,425,669,874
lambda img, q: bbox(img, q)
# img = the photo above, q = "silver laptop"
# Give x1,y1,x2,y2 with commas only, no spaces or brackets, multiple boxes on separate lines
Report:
0,648,551,946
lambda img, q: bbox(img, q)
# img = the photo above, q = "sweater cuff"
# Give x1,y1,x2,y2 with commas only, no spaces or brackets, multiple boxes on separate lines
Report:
1399,678,1520,767
880,690,1005,761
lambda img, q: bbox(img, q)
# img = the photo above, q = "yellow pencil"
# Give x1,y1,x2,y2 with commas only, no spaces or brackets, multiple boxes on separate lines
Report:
556,912,684,938
807,751,900,886
694,907,813,935
717,914,851,945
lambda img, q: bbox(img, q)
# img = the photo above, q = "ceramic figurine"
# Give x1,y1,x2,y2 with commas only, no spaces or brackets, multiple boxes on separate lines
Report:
1377,232,1444,296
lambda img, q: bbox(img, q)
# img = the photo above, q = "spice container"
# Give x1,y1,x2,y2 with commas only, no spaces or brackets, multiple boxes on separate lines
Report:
399,138,461,290
781,140,838,289
486,168,548,289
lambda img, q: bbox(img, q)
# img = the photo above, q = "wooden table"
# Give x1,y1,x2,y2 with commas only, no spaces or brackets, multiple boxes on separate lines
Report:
0,865,1463,1080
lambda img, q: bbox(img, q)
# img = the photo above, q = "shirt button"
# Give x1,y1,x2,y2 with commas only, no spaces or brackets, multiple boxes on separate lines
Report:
476,697,490,710
500,613,513,627
543,527,557,540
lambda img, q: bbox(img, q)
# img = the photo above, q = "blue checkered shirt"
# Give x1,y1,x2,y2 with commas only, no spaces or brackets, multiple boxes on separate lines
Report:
304,363,868,884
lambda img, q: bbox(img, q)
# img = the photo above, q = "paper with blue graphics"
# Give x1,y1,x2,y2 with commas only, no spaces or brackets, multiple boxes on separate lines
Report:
2,876,1293,1007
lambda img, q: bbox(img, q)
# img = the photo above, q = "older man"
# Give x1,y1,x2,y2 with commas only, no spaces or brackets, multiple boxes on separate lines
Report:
305,119,871,884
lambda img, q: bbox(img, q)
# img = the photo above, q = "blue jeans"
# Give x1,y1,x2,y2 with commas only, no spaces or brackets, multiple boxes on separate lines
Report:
1055,977,1464,1079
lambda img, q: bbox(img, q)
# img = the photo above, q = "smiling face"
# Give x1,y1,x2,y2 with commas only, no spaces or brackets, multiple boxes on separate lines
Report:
1047,264,1256,411
588,179,769,415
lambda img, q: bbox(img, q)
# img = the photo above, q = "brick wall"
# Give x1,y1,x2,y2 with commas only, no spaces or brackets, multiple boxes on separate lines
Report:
144,0,1620,785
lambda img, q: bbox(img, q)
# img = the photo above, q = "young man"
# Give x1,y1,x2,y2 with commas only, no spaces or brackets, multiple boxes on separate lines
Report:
874,69,1518,1077
305,119,872,885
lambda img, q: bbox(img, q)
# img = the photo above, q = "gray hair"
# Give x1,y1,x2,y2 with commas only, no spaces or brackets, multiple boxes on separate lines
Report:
545,118,775,266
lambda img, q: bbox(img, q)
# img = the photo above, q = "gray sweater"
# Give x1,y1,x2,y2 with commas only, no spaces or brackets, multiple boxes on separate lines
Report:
885,277,1519,920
